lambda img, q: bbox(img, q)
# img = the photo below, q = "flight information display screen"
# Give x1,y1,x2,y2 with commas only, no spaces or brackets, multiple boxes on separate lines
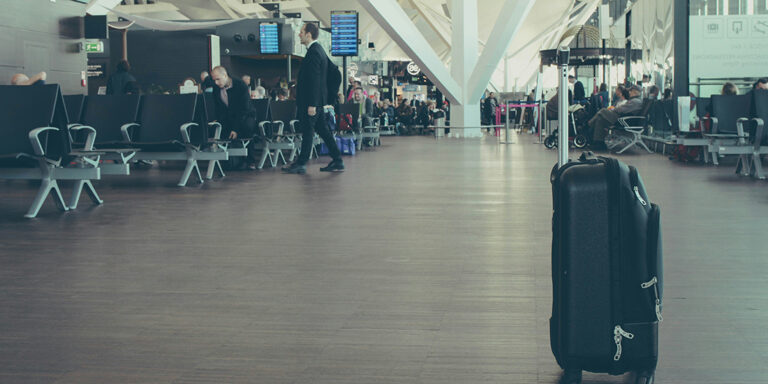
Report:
259,22,280,54
331,11,358,56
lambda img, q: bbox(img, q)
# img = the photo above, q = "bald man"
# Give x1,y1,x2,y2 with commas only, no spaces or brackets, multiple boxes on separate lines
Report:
10,71,46,86
211,66,257,169
211,66,256,140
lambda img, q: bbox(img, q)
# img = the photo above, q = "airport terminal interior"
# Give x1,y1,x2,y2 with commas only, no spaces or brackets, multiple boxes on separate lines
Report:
1,0,768,383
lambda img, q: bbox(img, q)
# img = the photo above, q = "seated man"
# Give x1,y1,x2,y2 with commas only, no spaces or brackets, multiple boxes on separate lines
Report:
10,71,46,86
211,65,258,169
589,84,644,147
351,87,373,127
277,88,289,101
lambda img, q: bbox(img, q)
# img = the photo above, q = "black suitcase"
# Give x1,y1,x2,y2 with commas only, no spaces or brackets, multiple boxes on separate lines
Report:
550,152,663,384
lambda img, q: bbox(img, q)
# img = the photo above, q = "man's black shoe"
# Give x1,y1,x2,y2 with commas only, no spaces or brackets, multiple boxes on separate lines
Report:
320,159,345,172
281,163,306,174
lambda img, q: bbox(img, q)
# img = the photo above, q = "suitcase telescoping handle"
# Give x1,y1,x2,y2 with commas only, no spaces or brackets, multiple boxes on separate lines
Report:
556,46,570,168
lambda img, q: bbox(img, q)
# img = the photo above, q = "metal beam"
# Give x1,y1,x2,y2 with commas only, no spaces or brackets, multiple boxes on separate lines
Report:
409,0,451,47
86,0,123,15
467,0,536,101
358,0,462,104
215,0,241,19
558,0,601,48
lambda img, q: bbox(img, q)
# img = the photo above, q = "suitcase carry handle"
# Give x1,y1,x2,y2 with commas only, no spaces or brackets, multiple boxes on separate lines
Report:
578,151,601,164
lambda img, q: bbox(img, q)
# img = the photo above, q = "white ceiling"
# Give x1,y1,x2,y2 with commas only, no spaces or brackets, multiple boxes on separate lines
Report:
94,0,596,90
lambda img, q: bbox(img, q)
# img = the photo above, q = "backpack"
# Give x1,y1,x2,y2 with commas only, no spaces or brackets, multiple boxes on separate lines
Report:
327,58,341,105
325,109,337,132
670,145,700,162
337,113,353,131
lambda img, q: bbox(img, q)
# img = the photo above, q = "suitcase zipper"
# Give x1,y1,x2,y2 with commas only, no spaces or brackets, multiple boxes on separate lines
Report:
613,325,635,361
633,186,647,206
641,277,663,322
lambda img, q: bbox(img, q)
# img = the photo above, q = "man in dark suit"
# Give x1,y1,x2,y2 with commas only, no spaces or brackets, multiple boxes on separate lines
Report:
282,22,344,174
211,66,256,140
211,66,257,168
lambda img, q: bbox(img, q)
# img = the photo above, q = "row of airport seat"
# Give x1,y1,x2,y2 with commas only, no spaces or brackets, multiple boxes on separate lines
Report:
688,90,768,178
0,85,382,218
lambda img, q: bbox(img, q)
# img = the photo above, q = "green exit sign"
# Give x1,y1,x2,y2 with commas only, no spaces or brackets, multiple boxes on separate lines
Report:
85,41,103,53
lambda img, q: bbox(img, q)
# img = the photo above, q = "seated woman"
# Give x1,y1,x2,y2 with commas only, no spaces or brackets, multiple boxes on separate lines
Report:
722,82,738,96
396,100,414,135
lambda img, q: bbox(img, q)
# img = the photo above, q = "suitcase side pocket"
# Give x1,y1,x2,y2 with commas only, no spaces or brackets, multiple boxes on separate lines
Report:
614,321,659,373
641,203,663,322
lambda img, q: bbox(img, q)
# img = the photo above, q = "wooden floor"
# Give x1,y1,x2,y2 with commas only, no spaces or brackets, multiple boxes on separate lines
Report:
1,135,767,383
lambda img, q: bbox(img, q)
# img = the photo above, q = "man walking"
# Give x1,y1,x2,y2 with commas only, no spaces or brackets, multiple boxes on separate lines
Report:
282,22,344,174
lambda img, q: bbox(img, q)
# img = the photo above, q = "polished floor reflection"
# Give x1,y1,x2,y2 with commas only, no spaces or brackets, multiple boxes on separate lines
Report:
0,135,767,383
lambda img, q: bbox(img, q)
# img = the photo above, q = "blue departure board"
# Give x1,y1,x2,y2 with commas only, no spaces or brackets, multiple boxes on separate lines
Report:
331,11,358,56
259,23,280,54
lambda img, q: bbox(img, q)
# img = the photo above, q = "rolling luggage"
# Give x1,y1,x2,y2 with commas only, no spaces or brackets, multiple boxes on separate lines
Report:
550,151,663,384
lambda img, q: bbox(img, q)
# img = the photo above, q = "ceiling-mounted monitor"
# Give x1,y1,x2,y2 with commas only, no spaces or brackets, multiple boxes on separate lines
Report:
259,22,280,54
330,10,358,57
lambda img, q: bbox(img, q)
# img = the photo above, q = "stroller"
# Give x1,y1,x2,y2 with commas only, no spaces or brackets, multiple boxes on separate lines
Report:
544,104,589,149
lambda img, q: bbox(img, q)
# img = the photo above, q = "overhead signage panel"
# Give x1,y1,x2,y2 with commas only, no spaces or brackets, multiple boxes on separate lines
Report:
331,11,358,57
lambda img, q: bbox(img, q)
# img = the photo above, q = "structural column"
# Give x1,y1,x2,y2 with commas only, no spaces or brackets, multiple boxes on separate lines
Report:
673,0,689,96
450,0,481,137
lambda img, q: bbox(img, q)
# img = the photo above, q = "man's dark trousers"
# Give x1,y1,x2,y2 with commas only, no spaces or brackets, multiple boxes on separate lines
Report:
296,110,341,165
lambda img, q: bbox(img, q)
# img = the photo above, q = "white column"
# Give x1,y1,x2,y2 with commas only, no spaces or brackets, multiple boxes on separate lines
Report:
450,0,481,137
466,0,536,101
504,56,509,92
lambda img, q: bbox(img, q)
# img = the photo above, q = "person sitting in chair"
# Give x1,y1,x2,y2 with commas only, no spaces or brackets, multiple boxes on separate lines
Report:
10,71,47,86
352,87,373,128
589,84,644,149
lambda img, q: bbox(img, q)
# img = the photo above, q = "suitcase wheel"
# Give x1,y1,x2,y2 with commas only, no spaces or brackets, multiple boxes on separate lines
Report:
559,368,582,384
635,370,654,384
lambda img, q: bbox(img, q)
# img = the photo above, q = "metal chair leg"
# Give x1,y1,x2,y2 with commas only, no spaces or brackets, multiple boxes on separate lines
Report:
258,147,271,169
69,180,103,209
178,159,203,186
26,179,68,218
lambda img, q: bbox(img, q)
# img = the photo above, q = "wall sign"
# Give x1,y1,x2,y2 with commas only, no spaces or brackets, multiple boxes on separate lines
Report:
407,61,420,76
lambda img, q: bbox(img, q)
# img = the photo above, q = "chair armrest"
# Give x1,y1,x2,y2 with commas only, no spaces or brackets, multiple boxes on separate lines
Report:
69,125,97,150
121,123,139,142
290,120,300,134
616,116,647,128
28,127,59,156
208,122,222,140
258,121,270,138
752,117,764,151
736,117,750,144
180,122,199,144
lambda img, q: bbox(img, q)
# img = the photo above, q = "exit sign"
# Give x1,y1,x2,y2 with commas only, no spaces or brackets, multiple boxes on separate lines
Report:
85,41,103,53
